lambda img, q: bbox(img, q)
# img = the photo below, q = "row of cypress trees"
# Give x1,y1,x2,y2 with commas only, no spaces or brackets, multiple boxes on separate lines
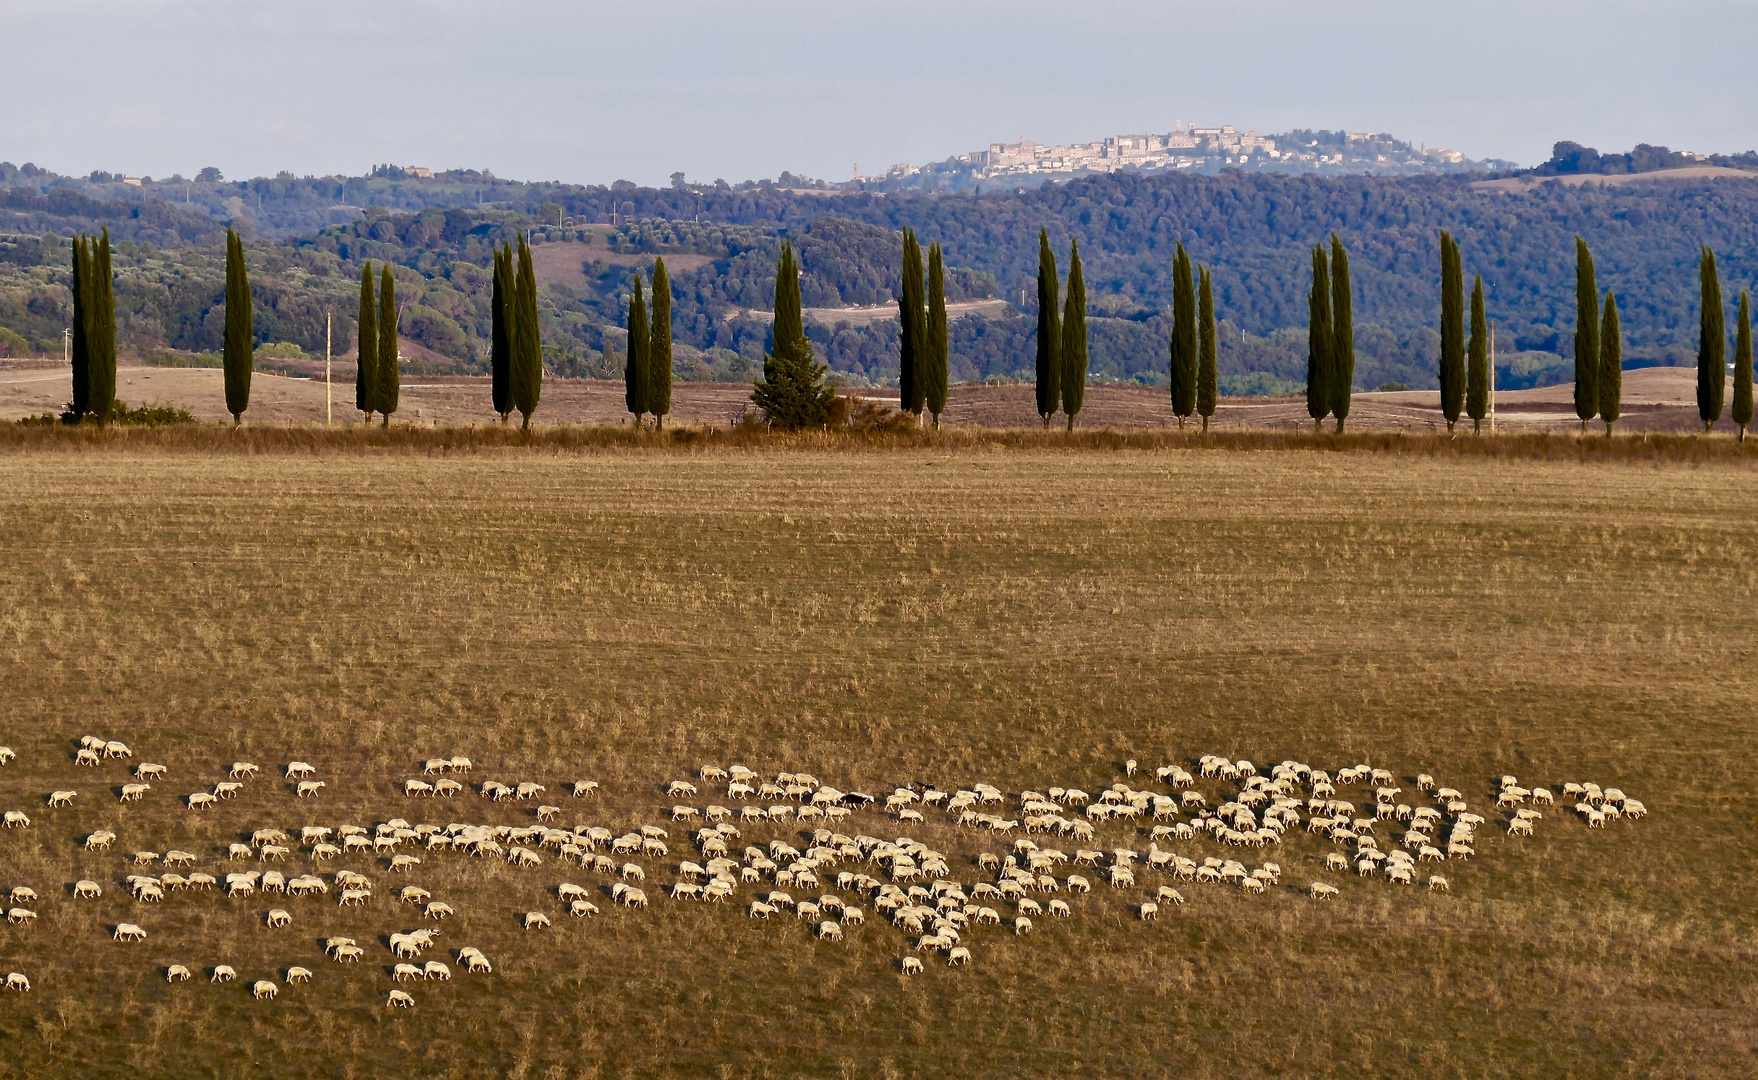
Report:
1696,247,1755,438
489,238,543,428
68,229,117,422
1033,231,1090,429
1167,243,1219,430
623,258,674,426
354,263,400,425
897,229,952,426
1569,239,1625,435
1436,230,1491,433
1306,234,1356,432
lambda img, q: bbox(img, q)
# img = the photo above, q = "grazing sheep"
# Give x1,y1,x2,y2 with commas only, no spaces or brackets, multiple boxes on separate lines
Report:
6,908,37,925
1014,916,1033,935
0,747,13,765
387,990,415,1009
947,947,971,966
252,980,278,1001
3,811,30,828
73,880,102,899
286,762,315,779
571,781,599,797
211,965,237,983
287,967,312,984
46,790,76,808
5,973,29,992
423,961,450,981
1309,882,1339,900
9,887,35,905
166,965,191,983
75,748,101,766
332,945,364,963
1139,902,1158,921
667,780,698,798
817,921,843,941
404,780,434,797
229,762,260,779
1428,875,1450,893
103,741,132,758
186,793,216,810
901,957,924,975
434,779,463,797
392,963,422,982
265,909,291,928
569,900,599,918
461,952,492,974
296,781,326,798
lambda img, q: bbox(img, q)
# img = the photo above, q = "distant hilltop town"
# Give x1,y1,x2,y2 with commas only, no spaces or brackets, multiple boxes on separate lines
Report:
857,124,1513,191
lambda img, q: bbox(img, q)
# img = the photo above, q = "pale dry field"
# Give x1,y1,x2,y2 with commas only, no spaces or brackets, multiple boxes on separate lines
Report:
0,444,1754,1079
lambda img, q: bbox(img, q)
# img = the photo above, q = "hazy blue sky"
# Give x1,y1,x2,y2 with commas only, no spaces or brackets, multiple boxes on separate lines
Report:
6,0,1757,185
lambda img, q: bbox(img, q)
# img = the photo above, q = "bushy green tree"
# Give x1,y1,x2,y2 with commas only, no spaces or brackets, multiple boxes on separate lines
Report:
222,228,253,425
512,236,542,429
1330,233,1354,433
355,263,376,420
626,273,649,423
752,242,834,429
925,242,949,428
1574,237,1599,434
1438,230,1464,432
1169,243,1196,427
1197,266,1217,431
1061,239,1087,431
1034,229,1060,427
898,229,925,417
1306,245,1332,431
650,257,673,427
1699,246,1725,433
1600,292,1622,436
490,244,511,422
1734,291,1753,441
1467,274,1489,433
377,263,399,424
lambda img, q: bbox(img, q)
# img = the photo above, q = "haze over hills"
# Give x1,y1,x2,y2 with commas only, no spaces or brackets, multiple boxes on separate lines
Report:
3,137,1757,398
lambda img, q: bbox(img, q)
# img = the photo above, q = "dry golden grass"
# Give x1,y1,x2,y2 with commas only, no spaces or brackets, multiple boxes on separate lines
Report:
0,443,1754,1079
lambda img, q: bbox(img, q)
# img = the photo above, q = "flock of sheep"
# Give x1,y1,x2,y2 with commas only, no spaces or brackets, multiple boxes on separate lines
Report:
0,739,1646,1003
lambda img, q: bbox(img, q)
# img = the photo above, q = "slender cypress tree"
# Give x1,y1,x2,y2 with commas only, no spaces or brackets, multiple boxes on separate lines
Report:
512,236,542,429
1698,246,1725,433
1600,292,1621,436
377,264,399,424
924,242,949,428
355,263,376,420
650,257,673,427
490,244,511,422
625,274,649,424
1330,234,1354,433
1467,275,1489,433
1061,239,1087,431
1438,231,1465,433
752,242,834,428
1197,266,1217,432
69,235,89,420
1306,246,1332,431
898,229,926,417
1169,243,1197,427
1573,237,1599,434
222,228,253,425
1734,291,1753,441
1034,229,1060,426
88,229,116,424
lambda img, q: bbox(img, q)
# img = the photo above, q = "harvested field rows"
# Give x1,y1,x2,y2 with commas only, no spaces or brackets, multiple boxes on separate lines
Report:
0,446,1754,1078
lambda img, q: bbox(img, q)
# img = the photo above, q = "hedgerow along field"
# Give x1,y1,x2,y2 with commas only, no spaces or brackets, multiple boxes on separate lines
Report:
0,442,1753,1080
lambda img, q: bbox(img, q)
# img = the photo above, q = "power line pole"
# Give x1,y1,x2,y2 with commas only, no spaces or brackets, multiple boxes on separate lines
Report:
1489,318,1497,435
325,310,332,427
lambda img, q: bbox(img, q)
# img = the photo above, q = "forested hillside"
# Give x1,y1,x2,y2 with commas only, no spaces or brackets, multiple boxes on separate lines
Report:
5,159,1757,392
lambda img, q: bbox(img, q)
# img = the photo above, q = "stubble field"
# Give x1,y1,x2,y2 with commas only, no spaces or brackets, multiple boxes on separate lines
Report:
0,440,1754,1079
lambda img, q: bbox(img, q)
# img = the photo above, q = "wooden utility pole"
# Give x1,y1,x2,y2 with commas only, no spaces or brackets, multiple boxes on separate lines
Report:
325,311,332,427
1489,318,1497,434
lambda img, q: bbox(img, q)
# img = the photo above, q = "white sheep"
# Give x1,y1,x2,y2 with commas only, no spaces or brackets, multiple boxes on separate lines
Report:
166,965,191,983
423,961,450,981
816,921,843,941
0,747,13,765
392,963,422,982
211,965,237,982
5,973,28,992
947,947,971,966
1309,882,1339,900
265,909,291,928
3,811,30,828
296,781,326,798
252,980,278,1000
46,790,75,807
387,990,415,1008
901,957,923,975
285,762,315,779
186,792,216,810
523,911,550,930
6,908,36,925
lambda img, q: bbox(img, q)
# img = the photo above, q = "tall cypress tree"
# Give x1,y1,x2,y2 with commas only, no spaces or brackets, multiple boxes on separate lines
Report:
222,228,253,425
1061,239,1087,431
69,235,89,420
1600,292,1622,436
512,236,542,429
898,229,926,417
1197,265,1217,432
625,274,649,424
1698,246,1726,433
88,229,116,424
355,263,377,420
1734,291,1753,441
650,257,673,427
752,242,834,428
377,264,399,424
1034,229,1060,426
1467,275,1489,433
1306,246,1332,431
924,242,949,428
1573,237,1599,434
1438,231,1465,433
1169,243,1197,427
1330,233,1354,433
490,244,511,422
